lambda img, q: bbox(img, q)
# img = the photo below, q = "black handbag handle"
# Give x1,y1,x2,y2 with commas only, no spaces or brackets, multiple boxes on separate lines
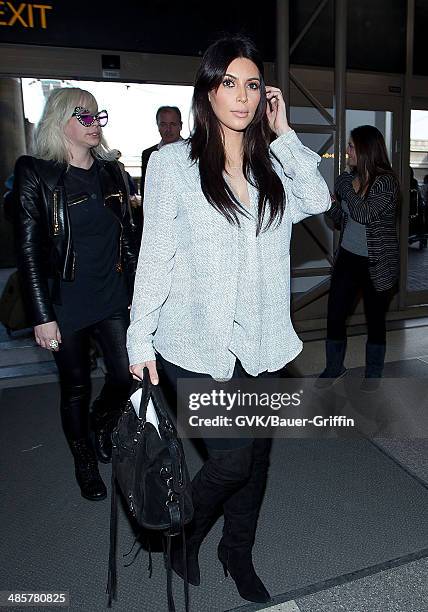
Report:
137,367,176,433
136,367,151,423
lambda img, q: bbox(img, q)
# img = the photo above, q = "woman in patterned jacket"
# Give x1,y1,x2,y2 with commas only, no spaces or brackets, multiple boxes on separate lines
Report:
319,125,400,385
127,35,331,603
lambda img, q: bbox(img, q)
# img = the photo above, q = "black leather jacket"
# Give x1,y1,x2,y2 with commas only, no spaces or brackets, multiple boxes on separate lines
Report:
13,155,139,327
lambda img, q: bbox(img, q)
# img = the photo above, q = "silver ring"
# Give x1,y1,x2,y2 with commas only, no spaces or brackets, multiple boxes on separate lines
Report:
49,339,59,350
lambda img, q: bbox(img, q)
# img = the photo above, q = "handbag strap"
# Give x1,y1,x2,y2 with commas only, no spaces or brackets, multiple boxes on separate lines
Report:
181,499,190,612
165,455,190,612
106,459,118,606
167,500,182,536
138,369,176,434
168,440,185,493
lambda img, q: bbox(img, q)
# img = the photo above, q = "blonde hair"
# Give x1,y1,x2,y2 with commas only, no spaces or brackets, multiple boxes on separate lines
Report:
33,87,116,163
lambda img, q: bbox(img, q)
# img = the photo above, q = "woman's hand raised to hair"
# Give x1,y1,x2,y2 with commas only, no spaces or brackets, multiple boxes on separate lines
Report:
265,86,292,137
129,360,159,385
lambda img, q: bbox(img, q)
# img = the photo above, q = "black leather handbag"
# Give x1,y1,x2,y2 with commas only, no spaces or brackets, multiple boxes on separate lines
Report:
107,369,193,611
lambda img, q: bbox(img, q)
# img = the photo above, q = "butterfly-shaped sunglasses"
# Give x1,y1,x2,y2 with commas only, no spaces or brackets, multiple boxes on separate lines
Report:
72,106,108,127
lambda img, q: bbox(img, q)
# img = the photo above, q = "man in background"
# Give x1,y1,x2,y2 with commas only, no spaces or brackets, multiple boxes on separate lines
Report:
141,106,183,195
135,106,183,244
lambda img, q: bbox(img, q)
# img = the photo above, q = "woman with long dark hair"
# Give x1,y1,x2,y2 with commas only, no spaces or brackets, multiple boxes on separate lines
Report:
13,88,138,501
128,36,330,603
319,125,400,384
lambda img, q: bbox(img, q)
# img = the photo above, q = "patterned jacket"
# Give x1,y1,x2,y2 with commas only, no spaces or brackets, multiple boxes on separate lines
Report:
327,172,400,292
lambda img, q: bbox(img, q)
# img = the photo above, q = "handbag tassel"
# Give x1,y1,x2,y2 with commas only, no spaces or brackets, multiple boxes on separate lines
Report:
106,461,118,606
165,534,176,612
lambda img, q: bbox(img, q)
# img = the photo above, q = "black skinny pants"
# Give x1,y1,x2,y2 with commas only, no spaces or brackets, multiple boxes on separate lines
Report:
53,309,132,442
327,247,393,345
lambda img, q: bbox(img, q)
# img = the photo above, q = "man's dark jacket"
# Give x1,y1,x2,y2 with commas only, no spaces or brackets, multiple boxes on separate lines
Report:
140,144,158,198
12,155,138,327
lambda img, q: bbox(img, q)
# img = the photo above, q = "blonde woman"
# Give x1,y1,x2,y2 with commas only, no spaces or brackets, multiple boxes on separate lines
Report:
12,88,138,500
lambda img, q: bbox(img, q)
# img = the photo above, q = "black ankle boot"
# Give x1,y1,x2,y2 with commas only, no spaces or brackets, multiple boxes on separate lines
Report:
90,397,122,464
364,342,386,378
218,544,271,603
69,439,107,501
92,427,113,464
360,342,386,392
316,339,347,388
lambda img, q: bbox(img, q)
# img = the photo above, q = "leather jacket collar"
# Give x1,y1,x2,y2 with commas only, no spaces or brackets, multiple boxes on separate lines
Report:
32,157,67,191
32,155,121,188
32,156,126,217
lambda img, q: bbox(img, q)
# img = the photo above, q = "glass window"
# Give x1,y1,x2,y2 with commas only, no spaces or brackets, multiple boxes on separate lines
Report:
407,110,428,292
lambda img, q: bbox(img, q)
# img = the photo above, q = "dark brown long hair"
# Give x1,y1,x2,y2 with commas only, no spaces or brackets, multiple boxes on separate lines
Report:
189,35,285,234
350,125,396,196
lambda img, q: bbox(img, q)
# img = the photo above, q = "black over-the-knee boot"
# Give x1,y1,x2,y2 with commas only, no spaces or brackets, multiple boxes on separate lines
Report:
171,443,254,587
218,438,272,603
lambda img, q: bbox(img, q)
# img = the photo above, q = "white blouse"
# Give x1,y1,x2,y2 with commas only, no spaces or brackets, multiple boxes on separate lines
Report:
127,130,331,379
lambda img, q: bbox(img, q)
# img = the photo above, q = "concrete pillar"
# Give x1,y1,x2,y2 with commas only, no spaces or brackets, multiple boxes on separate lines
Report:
24,118,35,153
0,78,26,267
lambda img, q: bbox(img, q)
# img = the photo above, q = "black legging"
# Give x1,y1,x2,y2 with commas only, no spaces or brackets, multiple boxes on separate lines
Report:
53,309,132,442
327,247,393,344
